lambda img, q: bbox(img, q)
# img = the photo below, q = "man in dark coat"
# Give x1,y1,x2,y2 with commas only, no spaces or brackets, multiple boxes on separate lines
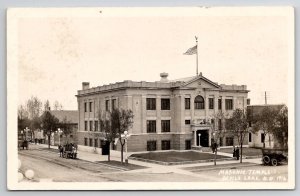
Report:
58,145,63,157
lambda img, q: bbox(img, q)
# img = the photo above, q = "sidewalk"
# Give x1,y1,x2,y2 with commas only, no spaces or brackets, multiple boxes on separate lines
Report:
32,143,262,176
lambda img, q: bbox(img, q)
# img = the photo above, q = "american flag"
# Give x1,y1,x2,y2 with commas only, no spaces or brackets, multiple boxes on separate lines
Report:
183,45,197,55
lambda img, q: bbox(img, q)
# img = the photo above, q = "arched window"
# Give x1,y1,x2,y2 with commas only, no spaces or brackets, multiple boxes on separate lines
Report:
194,95,205,109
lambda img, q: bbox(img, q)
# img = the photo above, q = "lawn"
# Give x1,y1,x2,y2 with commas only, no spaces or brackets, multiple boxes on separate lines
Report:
219,147,262,156
130,151,229,163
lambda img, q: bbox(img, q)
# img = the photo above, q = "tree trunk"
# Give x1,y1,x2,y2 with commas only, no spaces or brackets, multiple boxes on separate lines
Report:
48,135,51,149
108,144,110,162
214,148,217,166
121,144,124,164
240,133,243,163
263,132,266,148
240,142,243,163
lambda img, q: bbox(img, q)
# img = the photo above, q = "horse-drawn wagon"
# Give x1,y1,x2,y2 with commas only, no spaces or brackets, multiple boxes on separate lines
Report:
18,139,29,150
262,148,288,166
59,143,77,159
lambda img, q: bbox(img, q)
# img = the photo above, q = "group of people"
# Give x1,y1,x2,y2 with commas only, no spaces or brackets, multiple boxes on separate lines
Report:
211,143,240,160
58,143,77,158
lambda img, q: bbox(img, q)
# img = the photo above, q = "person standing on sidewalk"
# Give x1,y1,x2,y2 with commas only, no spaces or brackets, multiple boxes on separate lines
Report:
233,146,236,158
236,147,240,160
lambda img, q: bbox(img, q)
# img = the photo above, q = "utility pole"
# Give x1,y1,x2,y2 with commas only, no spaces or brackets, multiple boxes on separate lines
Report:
265,91,267,105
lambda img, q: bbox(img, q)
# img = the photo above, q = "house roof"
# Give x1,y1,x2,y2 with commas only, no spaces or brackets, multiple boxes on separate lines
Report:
49,110,78,124
77,73,248,96
247,104,285,116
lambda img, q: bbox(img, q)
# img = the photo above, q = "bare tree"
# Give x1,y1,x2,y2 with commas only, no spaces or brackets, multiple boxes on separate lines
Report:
274,105,288,149
98,110,117,161
53,100,63,110
43,100,51,111
18,97,42,141
226,109,250,163
26,96,43,119
18,106,30,132
40,111,59,149
111,109,134,164
210,111,227,166
18,104,28,120
99,109,134,163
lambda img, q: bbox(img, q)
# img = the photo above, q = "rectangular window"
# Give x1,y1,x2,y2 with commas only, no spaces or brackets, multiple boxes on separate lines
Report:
185,120,191,125
147,120,156,133
89,121,93,131
94,121,98,132
89,102,93,112
225,137,234,146
247,98,251,105
209,98,214,109
84,121,88,131
89,138,93,147
105,100,109,111
147,141,157,151
84,138,88,146
112,99,117,110
249,132,252,143
99,121,104,132
185,98,191,109
225,99,233,110
161,140,171,150
161,120,170,132
94,139,98,147
218,119,222,130
218,99,222,110
161,99,170,110
211,119,215,127
100,140,104,147
84,102,87,112
261,133,265,143
225,119,233,130
185,140,191,150
146,98,156,110
219,137,223,146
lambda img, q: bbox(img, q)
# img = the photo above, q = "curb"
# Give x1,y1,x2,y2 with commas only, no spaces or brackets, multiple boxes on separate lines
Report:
129,156,236,166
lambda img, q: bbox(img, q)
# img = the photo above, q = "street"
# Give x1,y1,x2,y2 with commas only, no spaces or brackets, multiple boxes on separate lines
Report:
18,145,288,182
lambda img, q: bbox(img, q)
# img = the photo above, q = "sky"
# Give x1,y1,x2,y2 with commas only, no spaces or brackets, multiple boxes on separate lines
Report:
17,8,292,110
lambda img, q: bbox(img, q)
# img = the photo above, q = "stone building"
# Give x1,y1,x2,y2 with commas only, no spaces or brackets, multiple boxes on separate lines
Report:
76,73,249,152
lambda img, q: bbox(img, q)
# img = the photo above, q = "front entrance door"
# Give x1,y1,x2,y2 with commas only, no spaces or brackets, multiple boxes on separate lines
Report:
196,130,209,147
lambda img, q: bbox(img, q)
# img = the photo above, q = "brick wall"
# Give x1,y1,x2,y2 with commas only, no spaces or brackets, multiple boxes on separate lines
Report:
112,133,193,152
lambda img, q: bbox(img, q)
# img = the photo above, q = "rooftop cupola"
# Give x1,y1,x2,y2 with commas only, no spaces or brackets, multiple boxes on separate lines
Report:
160,72,169,82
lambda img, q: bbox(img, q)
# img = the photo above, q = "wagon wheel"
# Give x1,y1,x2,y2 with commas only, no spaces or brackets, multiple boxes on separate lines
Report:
271,158,278,166
262,156,270,165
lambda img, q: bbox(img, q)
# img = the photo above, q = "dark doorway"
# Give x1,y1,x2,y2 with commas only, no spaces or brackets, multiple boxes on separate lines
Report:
196,130,209,147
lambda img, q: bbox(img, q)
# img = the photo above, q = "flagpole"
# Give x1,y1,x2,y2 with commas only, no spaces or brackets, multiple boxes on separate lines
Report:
195,36,198,76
